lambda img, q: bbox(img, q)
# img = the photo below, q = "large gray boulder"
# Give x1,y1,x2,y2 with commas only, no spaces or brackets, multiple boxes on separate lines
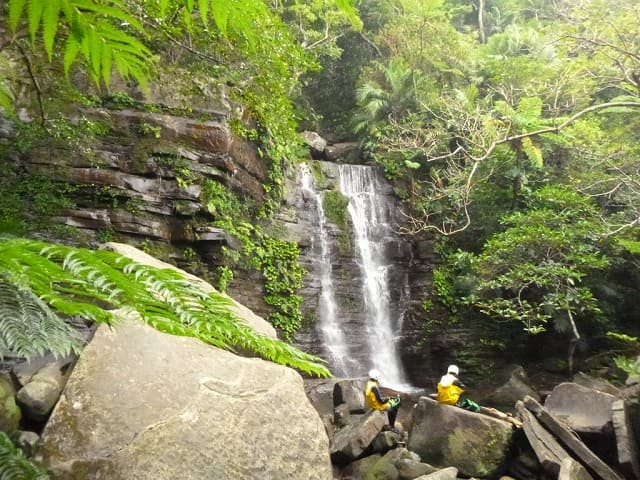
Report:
41,319,332,479
544,382,616,435
333,378,367,412
408,396,515,478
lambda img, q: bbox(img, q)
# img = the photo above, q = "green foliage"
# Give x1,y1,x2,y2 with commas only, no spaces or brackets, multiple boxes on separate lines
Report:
201,180,247,220
323,190,352,254
0,274,83,359
323,190,348,226
0,77,14,113
261,237,305,340
8,0,152,90
0,431,48,480
463,186,609,335
215,265,233,293
0,162,76,235
614,356,640,378
353,59,427,134
214,218,306,341
618,239,640,254
606,331,638,343
0,237,329,376
201,177,307,340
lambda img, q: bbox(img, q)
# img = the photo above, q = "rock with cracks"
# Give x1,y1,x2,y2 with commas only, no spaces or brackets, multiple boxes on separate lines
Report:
41,319,332,479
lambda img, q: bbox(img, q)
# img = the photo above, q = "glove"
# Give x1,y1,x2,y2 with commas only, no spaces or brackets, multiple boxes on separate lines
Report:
388,396,400,408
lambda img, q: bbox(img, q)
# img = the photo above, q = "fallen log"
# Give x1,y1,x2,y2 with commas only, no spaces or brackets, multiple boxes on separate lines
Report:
515,400,570,476
522,395,623,480
479,406,523,428
559,457,594,480
611,399,640,479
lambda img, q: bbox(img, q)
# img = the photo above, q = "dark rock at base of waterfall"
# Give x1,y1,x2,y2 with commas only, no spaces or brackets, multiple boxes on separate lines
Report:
330,409,387,465
333,378,367,413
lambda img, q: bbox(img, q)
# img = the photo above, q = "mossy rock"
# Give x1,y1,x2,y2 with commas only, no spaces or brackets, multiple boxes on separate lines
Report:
0,375,22,437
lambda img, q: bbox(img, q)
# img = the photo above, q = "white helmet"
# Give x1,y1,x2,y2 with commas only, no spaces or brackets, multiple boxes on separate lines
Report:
368,369,380,381
447,364,459,376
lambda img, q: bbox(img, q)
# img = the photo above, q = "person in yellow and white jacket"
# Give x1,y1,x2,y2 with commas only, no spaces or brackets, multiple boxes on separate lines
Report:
436,364,480,412
364,369,401,433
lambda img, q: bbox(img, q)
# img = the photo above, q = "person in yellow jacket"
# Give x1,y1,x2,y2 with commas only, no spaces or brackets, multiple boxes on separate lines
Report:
364,369,401,433
436,364,480,412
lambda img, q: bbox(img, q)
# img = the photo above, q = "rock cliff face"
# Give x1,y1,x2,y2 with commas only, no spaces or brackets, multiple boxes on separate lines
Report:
24,108,265,248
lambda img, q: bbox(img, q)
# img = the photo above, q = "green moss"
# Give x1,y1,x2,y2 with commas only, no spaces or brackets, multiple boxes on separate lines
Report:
0,377,21,436
323,190,352,254
311,161,325,185
323,190,347,226
447,425,510,477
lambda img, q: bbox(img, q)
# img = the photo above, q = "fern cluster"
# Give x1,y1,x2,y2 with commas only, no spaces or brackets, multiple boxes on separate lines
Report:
0,431,48,480
0,275,82,360
0,237,330,377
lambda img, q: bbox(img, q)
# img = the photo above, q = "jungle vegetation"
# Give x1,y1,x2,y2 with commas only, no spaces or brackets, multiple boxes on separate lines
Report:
0,0,639,474
312,0,640,376
0,0,638,433
0,0,638,364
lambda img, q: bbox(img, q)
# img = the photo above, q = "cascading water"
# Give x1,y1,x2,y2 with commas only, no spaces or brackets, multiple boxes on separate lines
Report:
299,165,355,375
298,161,409,388
338,164,408,388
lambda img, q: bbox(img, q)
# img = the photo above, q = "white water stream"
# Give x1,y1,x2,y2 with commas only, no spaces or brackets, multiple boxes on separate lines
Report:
300,165,353,374
338,164,408,387
300,162,408,388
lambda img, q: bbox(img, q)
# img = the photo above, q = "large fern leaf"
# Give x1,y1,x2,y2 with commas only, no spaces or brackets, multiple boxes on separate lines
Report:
7,0,152,90
0,276,83,359
0,238,330,377
0,431,49,480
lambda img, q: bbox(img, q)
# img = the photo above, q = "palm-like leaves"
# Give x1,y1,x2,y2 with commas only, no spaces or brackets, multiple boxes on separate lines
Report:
353,58,424,134
0,275,83,359
0,238,330,377
8,0,152,90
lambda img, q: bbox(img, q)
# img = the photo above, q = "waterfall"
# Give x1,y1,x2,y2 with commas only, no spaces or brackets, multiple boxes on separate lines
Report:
299,165,354,375
338,164,408,388
297,161,410,388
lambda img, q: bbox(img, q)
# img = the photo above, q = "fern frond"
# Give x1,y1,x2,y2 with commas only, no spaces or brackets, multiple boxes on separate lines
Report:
158,0,170,17
8,0,28,32
210,0,231,36
8,0,152,91
62,34,81,75
42,0,63,59
26,0,45,46
0,275,82,360
0,238,330,376
70,0,144,30
198,0,210,28
0,431,49,480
